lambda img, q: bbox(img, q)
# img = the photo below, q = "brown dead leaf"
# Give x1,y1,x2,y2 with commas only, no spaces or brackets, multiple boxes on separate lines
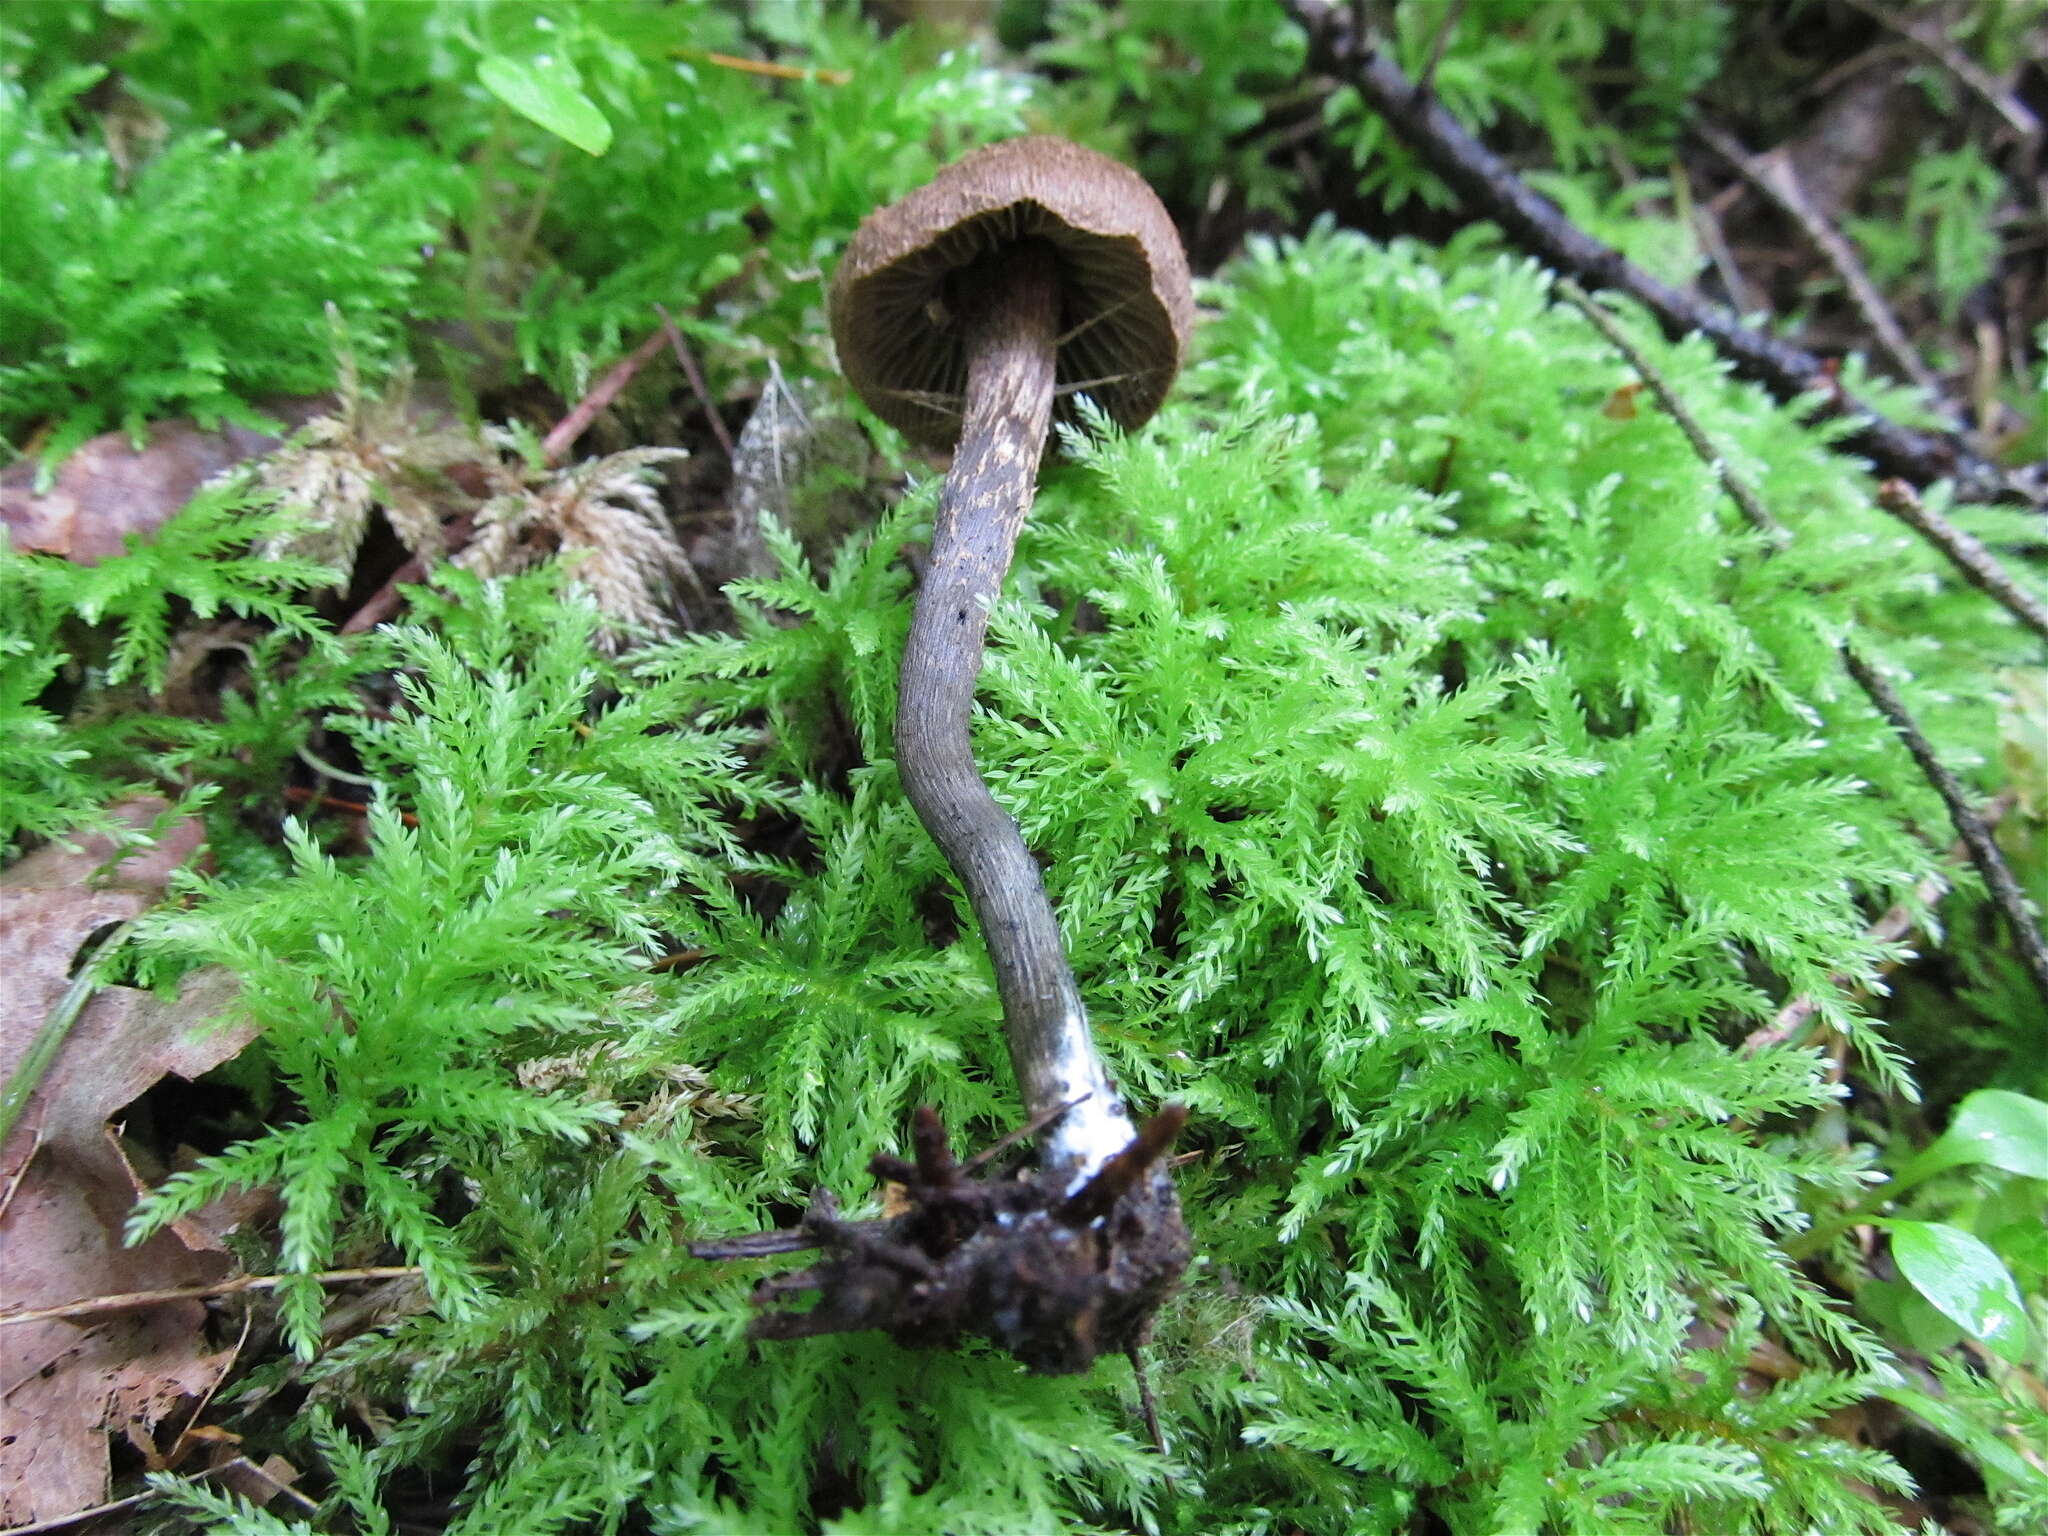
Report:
0,402,325,565
1600,381,1643,421
0,800,262,1526
1,798,209,1166
211,1450,306,1511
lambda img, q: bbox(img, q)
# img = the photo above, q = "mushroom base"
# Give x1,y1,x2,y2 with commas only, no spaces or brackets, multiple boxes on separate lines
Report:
692,1106,1190,1375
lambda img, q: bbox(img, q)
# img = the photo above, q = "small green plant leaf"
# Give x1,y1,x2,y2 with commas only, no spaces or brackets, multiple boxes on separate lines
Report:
1893,1088,2048,1191
1887,1220,2031,1362
1937,1089,2048,1180
477,53,612,156
1987,1220,2048,1289
1857,1277,1965,1355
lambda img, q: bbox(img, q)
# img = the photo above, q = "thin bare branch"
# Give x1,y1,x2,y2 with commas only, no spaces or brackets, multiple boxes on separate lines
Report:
0,1263,485,1328
1843,0,2040,142
338,510,474,635
1876,478,2048,644
540,325,670,466
1691,117,1940,396
1553,280,2048,1016
1744,796,2015,1054
1553,282,1785,539
1557,282,2048,641
655,303,737,464
673,48,852,88
1676,161,1763,317
1840,647,2048,1006
1416,0,1467,97
1278,0,2040,509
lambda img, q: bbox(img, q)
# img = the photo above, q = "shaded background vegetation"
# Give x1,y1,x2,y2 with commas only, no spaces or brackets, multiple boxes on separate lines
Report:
1,2,2043,1533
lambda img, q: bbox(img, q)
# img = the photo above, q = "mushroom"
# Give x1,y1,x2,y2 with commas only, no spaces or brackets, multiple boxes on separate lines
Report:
833,134,1194,1183
694,138,1196,1375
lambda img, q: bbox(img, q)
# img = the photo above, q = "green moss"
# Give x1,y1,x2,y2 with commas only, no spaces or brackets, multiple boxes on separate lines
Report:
4,7,2040,1533
105,230,2043,1532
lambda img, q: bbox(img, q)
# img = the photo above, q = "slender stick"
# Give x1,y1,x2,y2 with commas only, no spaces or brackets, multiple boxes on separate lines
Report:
1553,281,2048,1015
1129,1343,1168,1457
1559,282,2048,643
338,510,475,635
1690,118,1939,396
673,49,853,88
1875,478,2048,645
0,1263,467,1328
1279,0,2039,511
7,1459,317,1535
1840,646,2048,1005
1841,0,2040,144
655,303,737,464
539,324,669,465
894,241,1134,1180
1743,795,2014,1054
1556,282,1784,541
1415,0,1466,97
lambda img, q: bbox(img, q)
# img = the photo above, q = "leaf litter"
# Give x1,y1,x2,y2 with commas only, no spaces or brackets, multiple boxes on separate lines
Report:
0,799,261,1526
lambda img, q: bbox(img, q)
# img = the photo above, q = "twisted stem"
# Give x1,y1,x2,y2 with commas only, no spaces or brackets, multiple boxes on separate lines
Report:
893,240,1136,1180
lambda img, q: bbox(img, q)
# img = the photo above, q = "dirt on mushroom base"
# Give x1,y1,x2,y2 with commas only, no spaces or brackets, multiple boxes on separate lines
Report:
695,1105,1190,1375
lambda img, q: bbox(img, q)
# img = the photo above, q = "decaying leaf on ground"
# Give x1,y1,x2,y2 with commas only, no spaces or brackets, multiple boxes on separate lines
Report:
0,404,324,566
0,800,260,1526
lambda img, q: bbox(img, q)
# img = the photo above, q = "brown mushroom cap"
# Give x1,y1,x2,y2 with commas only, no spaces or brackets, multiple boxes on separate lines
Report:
829,136,1195,451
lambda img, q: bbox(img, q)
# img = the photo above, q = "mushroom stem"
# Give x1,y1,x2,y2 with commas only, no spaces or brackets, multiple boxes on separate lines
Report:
895,241,1135,1181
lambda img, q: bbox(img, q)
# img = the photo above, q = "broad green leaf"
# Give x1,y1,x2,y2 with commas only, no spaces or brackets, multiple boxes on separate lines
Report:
1887,1220,2030,1363
1987,1220,2048,1287
1940,1089,2048,1180
1857,1278,1963,1355
477,54,612,156
1891,1089,2048,1190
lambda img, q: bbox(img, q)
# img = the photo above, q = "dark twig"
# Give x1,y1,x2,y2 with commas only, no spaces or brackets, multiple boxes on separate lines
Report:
685,1226,823,1263
0,922,133,1152
1415,0,1465,98
1743,795,2017,1055
1557,283,2048,642
539,325,669,465
1839,649,2048,1005
1555,282,1784,541
8,1459,318,1534
339,511,475,635
959,1093,1087,1176
1553,281,2048,1015
0,1263,470,1328
655,303,738,464
1842,0,2040,145
1129,1343,1169,1457
1690,118,1939,396
280,786,418,827
1676,162,1762,318
1279,0,2039,510
1875,478,2048,645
